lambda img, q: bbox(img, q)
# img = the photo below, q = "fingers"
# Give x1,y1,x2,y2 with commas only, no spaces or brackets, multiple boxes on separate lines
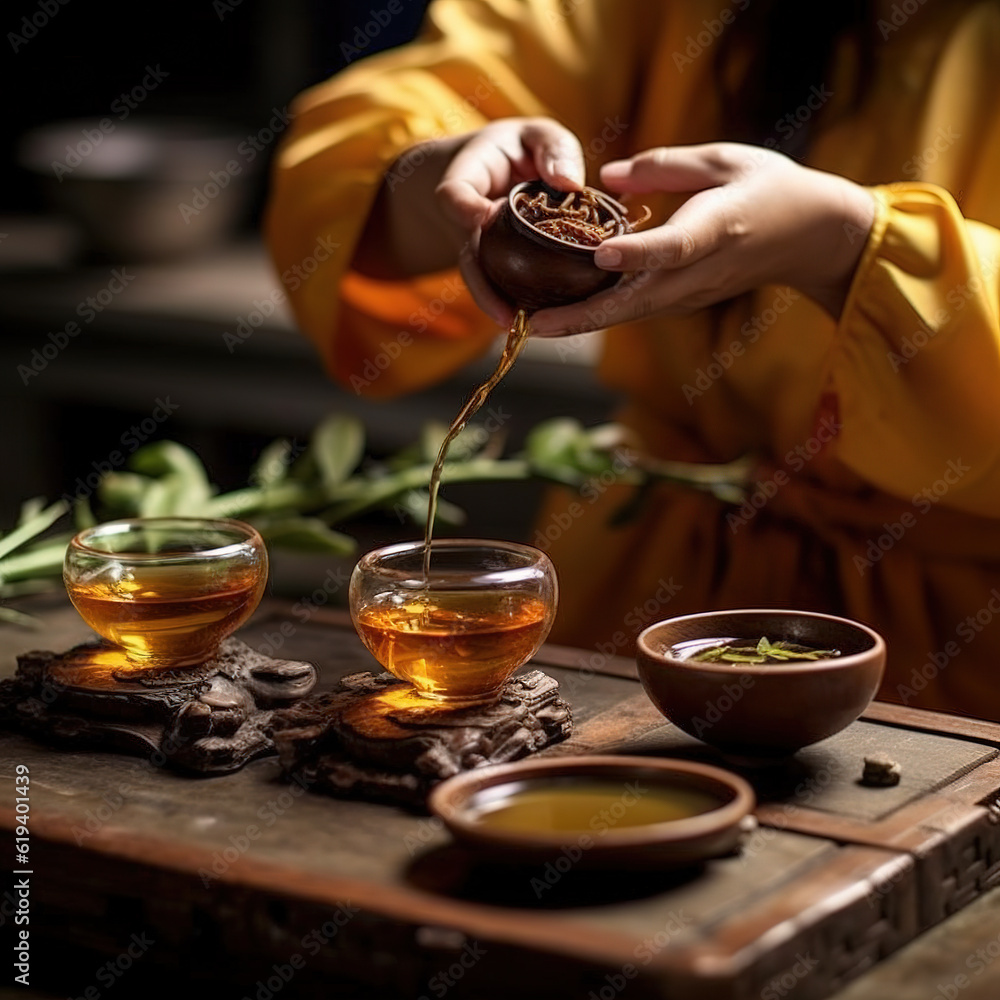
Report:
594,186,734,273
436,118,586,231
600,144,742,194
458,237,515,328
436,135,518,229
530,254,732,336
592,145,753,273
520,119,585,190
529,279,663,337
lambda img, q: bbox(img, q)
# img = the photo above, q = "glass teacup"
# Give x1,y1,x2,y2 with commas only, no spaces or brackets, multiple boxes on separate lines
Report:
63,517,268,669
349,539,558,706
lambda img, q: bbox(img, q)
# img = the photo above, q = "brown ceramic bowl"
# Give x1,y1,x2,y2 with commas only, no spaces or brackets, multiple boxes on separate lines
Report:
428,755,755,868
477,180,627,312
636,610,886,757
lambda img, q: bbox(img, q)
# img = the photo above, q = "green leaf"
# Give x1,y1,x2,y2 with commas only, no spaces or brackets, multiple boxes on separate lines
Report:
73,496,97,531
254,515,356,555
0,499,68,562
17,497,46,527
0,539,69,583
762,648,802,660
287,445,319,483
525,418,583,468
129,441,213,515
138,476,187,518
419,421,488,465
0,606,40,629
0,578,61,599
524,418,595,485
251,438,294,488
420,421,450,464
312,414,364,490
136,479,166,518
130,440,208,481
98,472,154,515
691,645,727,662
390,491,466,528
756,636,772,655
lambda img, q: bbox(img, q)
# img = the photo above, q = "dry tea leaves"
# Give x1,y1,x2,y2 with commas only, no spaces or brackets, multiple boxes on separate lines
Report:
513,186,650,247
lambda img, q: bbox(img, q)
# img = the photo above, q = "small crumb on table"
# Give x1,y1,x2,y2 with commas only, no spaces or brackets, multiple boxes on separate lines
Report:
861,755,902,787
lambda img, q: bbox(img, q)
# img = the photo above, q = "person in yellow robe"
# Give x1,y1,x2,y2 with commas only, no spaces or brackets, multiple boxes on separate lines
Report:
266,0,1000,722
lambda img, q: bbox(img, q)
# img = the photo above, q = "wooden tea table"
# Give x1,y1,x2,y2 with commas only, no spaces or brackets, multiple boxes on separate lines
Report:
1,599,999,999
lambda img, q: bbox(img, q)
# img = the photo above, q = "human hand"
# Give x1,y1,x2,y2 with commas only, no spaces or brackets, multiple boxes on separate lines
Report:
527,143,876,336
435,117,587,326
354,117,585,314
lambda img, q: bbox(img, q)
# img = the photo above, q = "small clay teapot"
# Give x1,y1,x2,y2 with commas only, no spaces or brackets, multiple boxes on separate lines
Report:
478,180,628,312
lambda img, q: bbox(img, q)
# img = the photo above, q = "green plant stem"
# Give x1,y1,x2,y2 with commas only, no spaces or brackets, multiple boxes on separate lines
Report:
205,458,533,522
203,481,322,519
322,458,532,523
639,454,755,503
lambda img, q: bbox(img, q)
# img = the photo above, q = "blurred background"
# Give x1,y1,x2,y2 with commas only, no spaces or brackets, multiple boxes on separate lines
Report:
0,0,619,597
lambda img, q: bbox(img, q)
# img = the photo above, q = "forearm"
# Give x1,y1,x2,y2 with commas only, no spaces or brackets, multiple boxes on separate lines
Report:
352,136,469,281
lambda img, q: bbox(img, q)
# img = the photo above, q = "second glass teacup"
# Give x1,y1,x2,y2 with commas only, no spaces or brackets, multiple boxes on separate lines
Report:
350,539,558,706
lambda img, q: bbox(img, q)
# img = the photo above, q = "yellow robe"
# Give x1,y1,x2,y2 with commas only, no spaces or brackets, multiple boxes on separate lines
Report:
266,0,1000,722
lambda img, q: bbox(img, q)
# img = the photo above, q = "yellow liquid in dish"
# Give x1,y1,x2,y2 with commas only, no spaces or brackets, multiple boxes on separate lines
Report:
468,779,723,834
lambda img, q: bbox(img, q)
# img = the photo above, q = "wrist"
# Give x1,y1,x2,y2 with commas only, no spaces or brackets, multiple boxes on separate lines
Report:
799,176,875,319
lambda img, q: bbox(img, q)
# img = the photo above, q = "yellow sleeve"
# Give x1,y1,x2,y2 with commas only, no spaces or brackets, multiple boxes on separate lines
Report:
264,0,645,398
831,183,1000,518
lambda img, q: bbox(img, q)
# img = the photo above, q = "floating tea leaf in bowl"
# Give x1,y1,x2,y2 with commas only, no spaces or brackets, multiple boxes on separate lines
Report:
675,636,841,665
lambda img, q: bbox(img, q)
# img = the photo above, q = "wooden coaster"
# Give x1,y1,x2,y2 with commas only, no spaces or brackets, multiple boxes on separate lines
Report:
270,670,573,808
0,637,316,774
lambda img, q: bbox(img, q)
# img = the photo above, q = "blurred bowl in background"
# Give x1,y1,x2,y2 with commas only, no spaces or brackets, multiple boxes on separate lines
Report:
18,118,258,261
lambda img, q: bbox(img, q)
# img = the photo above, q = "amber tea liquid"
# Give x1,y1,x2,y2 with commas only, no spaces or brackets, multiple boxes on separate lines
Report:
69,565,262,667
354,590,548,703
422,309,529,578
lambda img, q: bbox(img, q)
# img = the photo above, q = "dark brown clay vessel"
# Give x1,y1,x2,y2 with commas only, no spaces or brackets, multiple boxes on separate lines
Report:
428,755,755,868
477,180,627,312
636,610,886,756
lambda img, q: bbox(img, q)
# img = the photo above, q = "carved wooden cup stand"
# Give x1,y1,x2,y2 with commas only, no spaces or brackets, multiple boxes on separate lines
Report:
0,638,317,774
270,669,574,808
0,633,572,792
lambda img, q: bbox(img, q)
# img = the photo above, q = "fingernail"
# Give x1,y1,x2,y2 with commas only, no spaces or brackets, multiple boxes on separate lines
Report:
551,158,583,187
595,246,622,267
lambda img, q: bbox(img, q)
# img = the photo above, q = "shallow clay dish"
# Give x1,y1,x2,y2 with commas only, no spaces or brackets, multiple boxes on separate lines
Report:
428,755,755,868
477,180,627,312
636,610,886,756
